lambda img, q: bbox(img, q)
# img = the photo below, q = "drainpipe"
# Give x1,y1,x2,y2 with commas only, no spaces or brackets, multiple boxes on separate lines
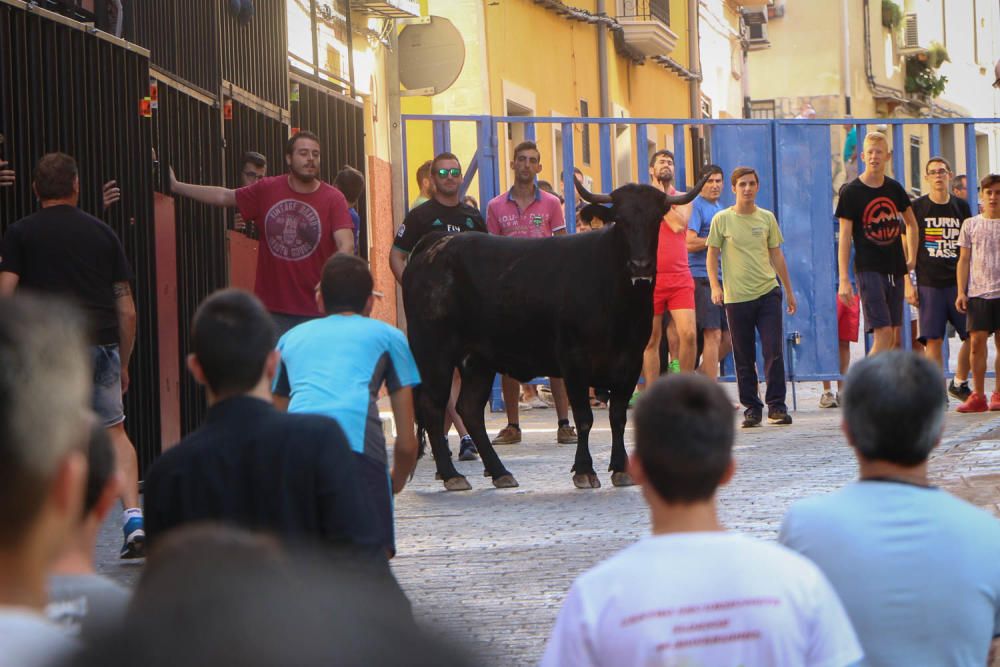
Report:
840,0,852,115
597,0,610,117
687,0,702,164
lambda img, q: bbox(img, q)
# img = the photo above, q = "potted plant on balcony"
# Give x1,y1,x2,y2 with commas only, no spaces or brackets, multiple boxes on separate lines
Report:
905,42,949,100
881,0,903,31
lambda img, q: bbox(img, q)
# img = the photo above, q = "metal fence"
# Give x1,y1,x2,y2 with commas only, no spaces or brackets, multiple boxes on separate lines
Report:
0,0,162,472
220,0,290,108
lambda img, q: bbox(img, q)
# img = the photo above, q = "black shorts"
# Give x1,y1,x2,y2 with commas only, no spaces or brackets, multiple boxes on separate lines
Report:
917,285,967,342
354,452,395,557
857,271,904,331
694,278,728,331
966,297,1000,334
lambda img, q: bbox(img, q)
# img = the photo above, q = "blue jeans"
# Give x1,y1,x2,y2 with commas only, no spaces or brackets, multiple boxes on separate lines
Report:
724,288,787,416
92,344,125,427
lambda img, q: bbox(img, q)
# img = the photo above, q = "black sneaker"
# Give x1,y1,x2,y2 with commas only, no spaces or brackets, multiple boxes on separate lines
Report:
948,380,972,402
742,411,762,428
767,409,793,425
458,436,478,461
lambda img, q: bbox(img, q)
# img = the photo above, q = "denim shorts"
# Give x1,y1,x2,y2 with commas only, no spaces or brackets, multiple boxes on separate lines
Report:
92,344,125,427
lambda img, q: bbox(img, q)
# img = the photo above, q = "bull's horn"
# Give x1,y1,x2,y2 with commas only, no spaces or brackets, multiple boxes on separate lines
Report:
663,172,711,206
574,176,613,204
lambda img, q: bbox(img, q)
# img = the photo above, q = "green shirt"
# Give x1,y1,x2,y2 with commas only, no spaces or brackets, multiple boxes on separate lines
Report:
706,206,783,304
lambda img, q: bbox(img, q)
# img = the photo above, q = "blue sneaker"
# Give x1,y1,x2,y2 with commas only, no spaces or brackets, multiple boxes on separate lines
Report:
120,516,146,559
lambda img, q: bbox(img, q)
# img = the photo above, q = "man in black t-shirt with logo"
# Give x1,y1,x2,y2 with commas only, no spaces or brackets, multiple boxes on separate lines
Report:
910,157,974,400
0,153,145,560
835,131,919,356
389,152,486,462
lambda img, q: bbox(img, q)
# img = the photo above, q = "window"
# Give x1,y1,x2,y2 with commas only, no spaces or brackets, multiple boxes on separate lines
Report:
580,100,592,165
749,100,776,119
909,135,922,195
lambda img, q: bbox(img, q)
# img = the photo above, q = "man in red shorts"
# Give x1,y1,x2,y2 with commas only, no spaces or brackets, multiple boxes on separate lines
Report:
637,150,696,402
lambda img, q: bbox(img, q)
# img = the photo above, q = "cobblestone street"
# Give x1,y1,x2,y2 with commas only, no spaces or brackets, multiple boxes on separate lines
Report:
93,380,1000,665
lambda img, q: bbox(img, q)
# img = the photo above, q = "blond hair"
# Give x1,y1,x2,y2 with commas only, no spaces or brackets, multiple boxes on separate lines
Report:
863,131,890,151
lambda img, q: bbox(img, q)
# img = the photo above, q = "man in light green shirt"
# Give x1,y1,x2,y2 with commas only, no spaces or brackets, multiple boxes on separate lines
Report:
706,167,797,428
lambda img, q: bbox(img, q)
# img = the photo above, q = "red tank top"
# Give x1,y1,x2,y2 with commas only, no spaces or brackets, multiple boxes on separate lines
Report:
656,218,689,275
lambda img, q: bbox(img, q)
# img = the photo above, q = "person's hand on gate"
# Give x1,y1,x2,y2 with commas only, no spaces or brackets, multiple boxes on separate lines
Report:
102,180,121,210
956,292,968,314
0,160,14,187
838,280,855,307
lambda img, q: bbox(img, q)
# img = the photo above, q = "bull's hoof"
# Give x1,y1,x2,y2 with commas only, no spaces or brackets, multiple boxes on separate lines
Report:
435,472,442,480
610,471,635,487
443,476,472,491
492,474,519,489
573,473,601,489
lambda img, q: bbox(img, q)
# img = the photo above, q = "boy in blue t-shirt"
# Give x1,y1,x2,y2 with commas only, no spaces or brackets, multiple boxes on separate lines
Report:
273,254,419,556
334,166,365,256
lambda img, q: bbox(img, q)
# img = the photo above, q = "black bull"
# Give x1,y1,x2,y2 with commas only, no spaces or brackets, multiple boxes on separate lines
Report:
402,175,708,490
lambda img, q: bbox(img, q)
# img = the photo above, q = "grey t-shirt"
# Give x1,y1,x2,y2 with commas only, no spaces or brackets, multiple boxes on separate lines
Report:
0,608,78,667
46,574,130,642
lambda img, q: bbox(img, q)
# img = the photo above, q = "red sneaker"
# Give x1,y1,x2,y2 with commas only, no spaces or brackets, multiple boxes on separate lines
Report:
958,392,989,413
990,392,1000,411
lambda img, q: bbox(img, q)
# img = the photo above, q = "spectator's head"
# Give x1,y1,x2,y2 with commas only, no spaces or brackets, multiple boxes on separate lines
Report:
924,156,952,192
700,164,724,202
730,166,760,205
511,140,541,184
333,165,365,207
0,295,90,586
862,131,890,173
188,289,278,401
953,174,968,199
72,523,473,667
537,180,564,204
430,152,462,199
240,151,267,187
631,375,735,505
648,149,675,185
842,351,945,467
285,131,322,184
318,254,374,316
415,160,435,198
461,195,479,210
32,152,80,204
981,174,1000,218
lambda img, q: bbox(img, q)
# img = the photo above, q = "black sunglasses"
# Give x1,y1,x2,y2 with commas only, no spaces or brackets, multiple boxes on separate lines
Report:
436,167,461,178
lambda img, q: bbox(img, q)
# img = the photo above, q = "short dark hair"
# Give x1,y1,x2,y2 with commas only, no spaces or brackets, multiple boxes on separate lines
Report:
416,160,433,184
83,424,115,516
649,149,674,168
842,351,945,465
925,156,951,173
513,141,539,160
33,152,78,201
333,165,365,205
634,374,734,503
953,174,967,186
320,254,373,315
731,166,759,187
431,152,460,173
285,131,321,156
980,174,1000,190
242,151,267,169
191,289,277,396
701,164,724,179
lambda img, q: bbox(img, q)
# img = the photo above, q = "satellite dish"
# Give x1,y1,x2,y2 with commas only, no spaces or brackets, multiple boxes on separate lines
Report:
398,16,465,95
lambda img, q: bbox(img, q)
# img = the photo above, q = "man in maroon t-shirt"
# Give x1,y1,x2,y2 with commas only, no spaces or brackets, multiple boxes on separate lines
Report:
170,131,354,334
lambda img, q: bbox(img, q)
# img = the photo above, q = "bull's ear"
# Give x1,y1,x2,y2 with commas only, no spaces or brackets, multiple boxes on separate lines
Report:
579,204,614,224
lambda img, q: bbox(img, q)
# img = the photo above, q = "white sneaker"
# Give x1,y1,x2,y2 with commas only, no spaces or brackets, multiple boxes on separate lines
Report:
818,391,839,408
527,396,549,409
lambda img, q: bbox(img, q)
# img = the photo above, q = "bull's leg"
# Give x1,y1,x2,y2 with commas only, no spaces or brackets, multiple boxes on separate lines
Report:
564,376,600,489
456,363,518,489
608,384,636,487
417,367,471,492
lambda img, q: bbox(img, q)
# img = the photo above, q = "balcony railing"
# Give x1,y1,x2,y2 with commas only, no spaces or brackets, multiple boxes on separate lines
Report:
619,0,670,26
617,0,677,58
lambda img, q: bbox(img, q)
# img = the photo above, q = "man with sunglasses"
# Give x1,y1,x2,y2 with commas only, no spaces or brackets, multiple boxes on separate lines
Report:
390,152,487,462
910,157,973,400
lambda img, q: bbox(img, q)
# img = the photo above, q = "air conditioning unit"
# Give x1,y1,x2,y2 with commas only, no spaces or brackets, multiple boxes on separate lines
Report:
899,12,929,55
743,7,769,50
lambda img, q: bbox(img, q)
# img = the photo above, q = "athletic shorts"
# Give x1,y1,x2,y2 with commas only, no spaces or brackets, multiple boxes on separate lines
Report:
354,452,395,557
91,344,125,428
653,273,695,315
967,297,1000,334
917,285,968,342
856,271,904,332
693,278,728,331
837,294,860,343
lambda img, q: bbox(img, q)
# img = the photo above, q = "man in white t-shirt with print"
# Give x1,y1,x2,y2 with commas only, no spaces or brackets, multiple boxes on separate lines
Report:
541,373,862,667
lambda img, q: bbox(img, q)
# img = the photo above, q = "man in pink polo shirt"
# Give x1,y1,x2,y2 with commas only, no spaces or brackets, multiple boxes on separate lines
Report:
486,140,576,447
170,131,355,335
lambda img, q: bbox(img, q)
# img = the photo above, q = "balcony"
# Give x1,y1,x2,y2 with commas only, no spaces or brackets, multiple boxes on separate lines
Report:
731,0,770,6
618,0,678,58
349,0,420,18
